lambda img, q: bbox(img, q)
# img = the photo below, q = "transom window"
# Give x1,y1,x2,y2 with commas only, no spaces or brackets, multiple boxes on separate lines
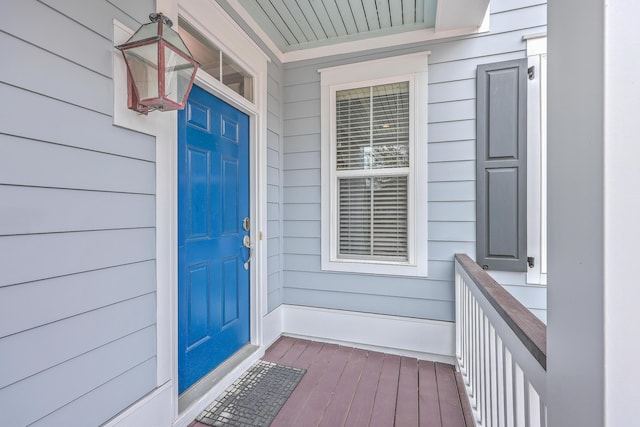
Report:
320,53,429,277
178,18,254,102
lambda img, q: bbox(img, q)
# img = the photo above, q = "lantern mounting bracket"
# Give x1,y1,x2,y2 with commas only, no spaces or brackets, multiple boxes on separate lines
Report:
149,12,173,28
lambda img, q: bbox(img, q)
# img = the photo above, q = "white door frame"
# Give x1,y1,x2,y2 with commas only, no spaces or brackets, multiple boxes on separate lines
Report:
159,0,269,424
109,0,268,425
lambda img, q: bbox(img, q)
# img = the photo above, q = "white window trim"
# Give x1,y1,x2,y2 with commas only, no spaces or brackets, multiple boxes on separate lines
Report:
525,33,547,285
320,52,429,277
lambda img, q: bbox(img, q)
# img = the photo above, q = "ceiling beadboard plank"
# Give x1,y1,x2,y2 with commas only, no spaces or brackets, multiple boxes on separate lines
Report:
361,0,381,31
295,0,329,40
416,0,425,24
348,0,370,32
322,0,349,36
256,0,300,45
283,0,318,42
389,0,403,26
425,0,437,27
403,0,417,24
307,0,339,38
239,0,291,49
333,0,359,35
270,0,309,43
375,0,392,28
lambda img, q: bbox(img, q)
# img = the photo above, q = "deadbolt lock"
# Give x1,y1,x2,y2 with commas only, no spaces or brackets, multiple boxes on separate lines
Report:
242,216,250,231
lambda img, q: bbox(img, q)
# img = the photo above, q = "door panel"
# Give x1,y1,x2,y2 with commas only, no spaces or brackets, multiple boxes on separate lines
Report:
178,85,250,394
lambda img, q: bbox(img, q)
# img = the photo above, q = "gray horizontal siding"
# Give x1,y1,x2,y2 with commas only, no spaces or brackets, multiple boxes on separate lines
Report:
0,261,156,338
0,84,155,161
0,327,156,427
29,358,156,427
0,1,156,426
281,0,546,322
0,135,155,193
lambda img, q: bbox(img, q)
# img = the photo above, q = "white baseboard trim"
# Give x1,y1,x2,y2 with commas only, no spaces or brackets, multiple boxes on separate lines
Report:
105,381,173,427
262,306,283,348
280,305,455,364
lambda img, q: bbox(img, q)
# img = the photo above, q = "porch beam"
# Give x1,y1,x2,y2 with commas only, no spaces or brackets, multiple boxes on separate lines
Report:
434,0,490,32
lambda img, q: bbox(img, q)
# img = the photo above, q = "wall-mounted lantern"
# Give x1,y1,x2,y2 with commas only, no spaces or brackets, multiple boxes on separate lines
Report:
116,13,199,114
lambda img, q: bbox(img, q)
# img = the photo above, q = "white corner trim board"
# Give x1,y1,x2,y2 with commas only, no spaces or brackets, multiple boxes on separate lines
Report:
262,306,284,349
105,382,173,427
279,305,455,364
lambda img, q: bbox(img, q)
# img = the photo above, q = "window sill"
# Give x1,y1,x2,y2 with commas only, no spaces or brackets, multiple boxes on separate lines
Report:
321,257,427,278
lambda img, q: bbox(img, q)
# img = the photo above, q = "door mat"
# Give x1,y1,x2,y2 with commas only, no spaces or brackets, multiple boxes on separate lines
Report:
196,361,306,426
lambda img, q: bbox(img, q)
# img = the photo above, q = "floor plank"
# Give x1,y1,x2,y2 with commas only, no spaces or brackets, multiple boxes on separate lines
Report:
262,336,296,363
419,361,442,427
293,340,325,369
396,357,420,426
435,363,467,427
318,348,368,427
454,370,475,427
369,354,401,427
343,350,385,427
292,346,353,426
270,343,338,426
278,338,311,366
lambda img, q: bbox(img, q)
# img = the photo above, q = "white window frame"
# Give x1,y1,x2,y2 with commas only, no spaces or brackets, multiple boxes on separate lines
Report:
525,34,548,285
320,52,429,277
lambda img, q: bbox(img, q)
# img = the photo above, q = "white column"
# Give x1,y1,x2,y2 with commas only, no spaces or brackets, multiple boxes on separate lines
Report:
548,1,640,425
547,1,604,426
603,2,640,425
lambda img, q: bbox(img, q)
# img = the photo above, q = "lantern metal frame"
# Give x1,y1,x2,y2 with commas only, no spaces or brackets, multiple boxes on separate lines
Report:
116,12,199,114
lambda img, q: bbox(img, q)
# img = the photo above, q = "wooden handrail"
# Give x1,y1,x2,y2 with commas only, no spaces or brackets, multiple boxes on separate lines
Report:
455,253,547,370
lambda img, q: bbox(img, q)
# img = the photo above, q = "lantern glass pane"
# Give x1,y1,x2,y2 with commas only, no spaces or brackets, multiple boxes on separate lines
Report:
178,18,221,80
221,52,253,102
123,44,159,101
163,25,190,56
128,21,159,43
164,46,195,105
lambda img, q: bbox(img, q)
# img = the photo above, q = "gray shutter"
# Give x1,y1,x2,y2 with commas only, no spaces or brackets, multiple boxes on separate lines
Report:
476,59,527,271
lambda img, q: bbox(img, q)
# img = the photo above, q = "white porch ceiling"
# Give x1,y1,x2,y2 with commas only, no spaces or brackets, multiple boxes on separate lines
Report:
232,0,489,55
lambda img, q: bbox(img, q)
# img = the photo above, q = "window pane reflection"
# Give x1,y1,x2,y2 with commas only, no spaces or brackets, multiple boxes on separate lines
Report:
222,53,254,102
178,19,220,80
179,18,254,103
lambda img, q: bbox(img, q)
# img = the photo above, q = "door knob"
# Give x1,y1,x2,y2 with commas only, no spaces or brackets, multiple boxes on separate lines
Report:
243,235,253,270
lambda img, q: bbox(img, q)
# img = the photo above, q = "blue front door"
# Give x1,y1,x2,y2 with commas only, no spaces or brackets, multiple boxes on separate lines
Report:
178,85,250,394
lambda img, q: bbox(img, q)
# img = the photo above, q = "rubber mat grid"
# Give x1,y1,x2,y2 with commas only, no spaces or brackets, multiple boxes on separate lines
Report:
196,361,306,427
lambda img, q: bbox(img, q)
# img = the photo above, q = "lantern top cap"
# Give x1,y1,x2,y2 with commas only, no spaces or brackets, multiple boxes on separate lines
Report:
115,12,193,60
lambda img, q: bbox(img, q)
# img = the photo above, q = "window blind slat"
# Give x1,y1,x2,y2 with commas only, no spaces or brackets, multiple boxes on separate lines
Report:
338,176,408,260
336,82,410,171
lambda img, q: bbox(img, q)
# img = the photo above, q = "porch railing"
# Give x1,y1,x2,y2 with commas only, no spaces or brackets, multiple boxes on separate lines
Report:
454,254,547,427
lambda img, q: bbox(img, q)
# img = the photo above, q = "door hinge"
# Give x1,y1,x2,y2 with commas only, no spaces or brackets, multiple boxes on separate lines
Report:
527,257,535,268
528,66,535,80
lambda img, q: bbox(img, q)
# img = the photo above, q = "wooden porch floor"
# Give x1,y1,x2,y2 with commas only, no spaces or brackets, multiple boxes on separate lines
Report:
190,336,473,426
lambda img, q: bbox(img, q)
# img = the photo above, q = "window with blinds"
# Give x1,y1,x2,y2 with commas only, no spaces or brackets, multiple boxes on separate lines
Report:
335,82,410,261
